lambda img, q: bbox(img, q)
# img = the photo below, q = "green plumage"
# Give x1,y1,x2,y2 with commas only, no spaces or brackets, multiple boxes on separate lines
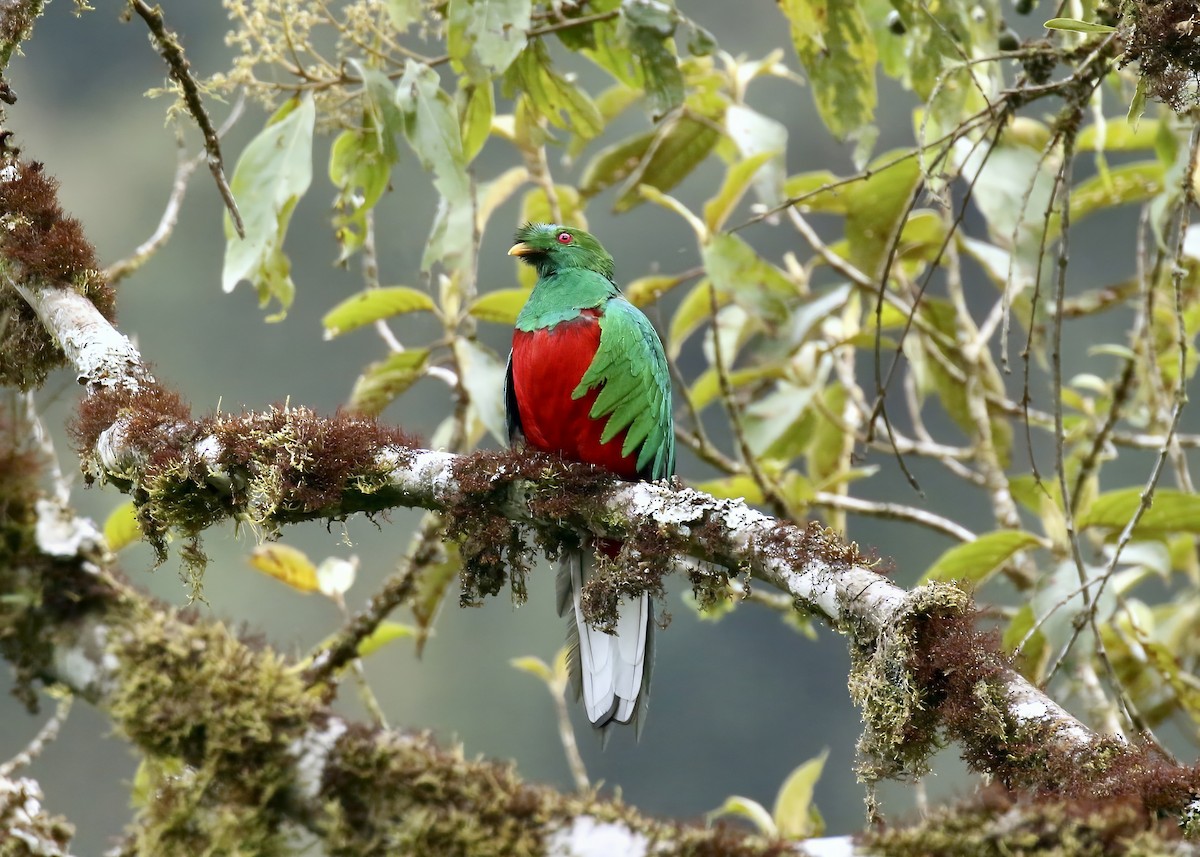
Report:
576,300,674,478
509,223,674,481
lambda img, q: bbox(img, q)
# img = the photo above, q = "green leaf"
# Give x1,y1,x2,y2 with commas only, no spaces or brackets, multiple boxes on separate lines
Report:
669,279,723,357
920,530,1044,586
349,349,430,416
622,0,685,118
1080,488,1200,536
223,95,315,320
1052,161,1165,238
412,538,461,656
805,383,847,486
779,0,877,140
470,288,532,325
356,621,416,659
773,749,828,839
323,287,436,338
1044,17,1117,33
448,0,532,81
702,233,794,321
707,796,776,836
330,64,402,261
385,0,423,31
397,61,473,269
613,114,721,212
689,363,782,411
505,39,603,138
704,150,779,232
104,500,140,552
580,132,655,197
459,80,495,163
841,150,921,281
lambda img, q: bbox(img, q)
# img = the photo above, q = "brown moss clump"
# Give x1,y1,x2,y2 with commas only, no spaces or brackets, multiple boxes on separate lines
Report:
71,385,419,592
1123,0,1200,112
901,603,1200,822
0,158,115,389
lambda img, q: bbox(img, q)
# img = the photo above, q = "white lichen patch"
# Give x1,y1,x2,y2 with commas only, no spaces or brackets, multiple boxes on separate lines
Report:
289,717,349,801
33,499,103,558
545,816,649,857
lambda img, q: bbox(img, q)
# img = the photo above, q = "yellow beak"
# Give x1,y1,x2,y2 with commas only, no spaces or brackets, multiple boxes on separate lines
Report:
508,242,535,257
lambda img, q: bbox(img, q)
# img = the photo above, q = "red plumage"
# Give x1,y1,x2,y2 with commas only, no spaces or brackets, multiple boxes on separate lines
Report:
510,309,639,480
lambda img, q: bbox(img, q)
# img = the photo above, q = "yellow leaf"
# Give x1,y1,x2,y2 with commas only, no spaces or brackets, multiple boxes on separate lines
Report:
248,544,319,592
104,500,141,552
773,749,828,839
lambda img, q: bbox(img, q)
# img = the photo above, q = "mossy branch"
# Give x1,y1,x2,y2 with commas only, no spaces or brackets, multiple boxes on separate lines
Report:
17,271,1189,814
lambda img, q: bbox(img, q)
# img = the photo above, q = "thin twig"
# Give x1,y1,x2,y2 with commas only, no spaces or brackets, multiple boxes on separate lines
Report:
130,0,244,237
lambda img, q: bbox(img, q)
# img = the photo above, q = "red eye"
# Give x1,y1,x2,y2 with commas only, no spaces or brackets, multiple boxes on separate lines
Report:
557,231,573,244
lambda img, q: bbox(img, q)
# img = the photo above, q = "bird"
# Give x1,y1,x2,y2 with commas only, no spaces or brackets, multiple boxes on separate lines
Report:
504,222,674,737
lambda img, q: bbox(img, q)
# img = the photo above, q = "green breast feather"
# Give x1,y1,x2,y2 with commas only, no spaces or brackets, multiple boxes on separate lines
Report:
574,297,675,480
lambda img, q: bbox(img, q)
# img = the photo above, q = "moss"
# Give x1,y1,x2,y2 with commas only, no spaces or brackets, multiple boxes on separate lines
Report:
1123,0,1200,112
864,788,1184,856
319,723,794,857
71,387,419,593
0,156,115,390
109,611,321,855
847,582,972,798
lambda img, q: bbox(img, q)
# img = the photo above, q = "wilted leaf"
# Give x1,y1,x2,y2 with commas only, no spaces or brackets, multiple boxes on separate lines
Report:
920,530,1044,586
104,500,140,552
223,95,315,320
322,287,436,338
349,349,430,415
249,543,319,592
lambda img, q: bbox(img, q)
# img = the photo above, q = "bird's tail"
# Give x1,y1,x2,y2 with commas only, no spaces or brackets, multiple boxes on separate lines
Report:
556,546,653,739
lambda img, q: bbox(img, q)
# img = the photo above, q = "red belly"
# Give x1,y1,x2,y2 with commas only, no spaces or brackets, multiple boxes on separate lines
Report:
511,312,639,480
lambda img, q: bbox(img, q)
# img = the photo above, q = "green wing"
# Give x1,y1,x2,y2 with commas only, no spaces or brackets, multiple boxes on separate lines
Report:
573,297,675,480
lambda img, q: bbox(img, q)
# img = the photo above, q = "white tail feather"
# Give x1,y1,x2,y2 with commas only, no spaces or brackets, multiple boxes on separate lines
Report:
557,549,651,732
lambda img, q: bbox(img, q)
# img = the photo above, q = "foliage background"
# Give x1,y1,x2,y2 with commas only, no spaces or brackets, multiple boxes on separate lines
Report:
0,0,1171,852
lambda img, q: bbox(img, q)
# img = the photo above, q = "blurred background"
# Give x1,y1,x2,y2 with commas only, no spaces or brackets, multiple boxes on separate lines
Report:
0,2,1151,852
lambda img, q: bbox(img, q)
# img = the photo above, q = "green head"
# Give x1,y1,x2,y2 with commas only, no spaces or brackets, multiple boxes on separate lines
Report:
509,223,615,281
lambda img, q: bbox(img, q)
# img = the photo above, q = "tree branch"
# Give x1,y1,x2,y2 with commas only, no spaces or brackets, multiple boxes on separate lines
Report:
12,274,1126,803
